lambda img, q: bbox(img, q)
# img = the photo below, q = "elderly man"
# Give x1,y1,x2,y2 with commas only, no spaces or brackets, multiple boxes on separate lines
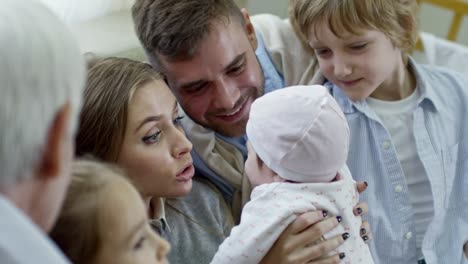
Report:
0,0,86,263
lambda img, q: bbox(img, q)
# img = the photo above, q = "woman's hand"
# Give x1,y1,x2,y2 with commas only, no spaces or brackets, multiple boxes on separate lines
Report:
355,182,372,242
260,181,372,264
260,210,347,264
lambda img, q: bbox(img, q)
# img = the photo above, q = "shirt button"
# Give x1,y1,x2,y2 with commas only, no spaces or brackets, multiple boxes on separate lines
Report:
382,140,391,149
405,232,413,240
394,185,403,193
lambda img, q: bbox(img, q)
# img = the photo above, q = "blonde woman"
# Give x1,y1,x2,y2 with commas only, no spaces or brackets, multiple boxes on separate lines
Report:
75,57,234,264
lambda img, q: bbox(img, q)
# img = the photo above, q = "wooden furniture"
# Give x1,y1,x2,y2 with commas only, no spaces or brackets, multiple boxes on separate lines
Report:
417,0,468,50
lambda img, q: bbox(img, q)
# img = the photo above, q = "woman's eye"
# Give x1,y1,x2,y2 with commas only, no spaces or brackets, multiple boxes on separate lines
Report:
173,115,185,126
142,131,161,144
133,236,147,250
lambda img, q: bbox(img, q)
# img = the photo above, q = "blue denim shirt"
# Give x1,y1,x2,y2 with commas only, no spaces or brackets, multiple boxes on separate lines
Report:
325,59,468,264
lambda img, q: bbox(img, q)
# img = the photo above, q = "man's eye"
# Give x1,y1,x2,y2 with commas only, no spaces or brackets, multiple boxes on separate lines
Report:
228,64,245,75
186,83,207,93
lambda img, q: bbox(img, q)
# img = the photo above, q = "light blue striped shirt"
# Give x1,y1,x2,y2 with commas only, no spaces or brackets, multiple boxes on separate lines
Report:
325,58,468,264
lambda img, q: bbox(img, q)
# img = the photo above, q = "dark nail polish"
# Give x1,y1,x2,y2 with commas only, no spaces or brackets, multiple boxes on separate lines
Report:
363,235,369,241
339,253,346,259
322,210,328,218
356,207,363,215
364,181,368,186
360,228,366,236
336,216,342,223
342,232,350,240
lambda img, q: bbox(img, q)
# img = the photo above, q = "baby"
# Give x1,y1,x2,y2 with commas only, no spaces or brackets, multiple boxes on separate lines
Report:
211,85,373,264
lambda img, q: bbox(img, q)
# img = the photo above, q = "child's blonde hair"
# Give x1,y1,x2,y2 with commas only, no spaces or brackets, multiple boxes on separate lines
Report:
289,0,419,55
49,159,136,264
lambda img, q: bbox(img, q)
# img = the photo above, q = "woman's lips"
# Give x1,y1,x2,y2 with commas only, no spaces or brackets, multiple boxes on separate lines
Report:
176,163,194,182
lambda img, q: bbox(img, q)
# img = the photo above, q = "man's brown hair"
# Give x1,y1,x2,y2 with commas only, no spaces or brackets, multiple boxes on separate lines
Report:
132,0,245,71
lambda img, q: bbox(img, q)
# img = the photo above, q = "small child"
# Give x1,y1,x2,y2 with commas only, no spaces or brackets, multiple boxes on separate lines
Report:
211,85,374,264
289,0,468,263
50,159,170,264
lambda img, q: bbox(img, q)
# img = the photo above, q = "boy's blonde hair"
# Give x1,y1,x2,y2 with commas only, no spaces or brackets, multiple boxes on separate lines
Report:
50,159,136,264
289,0,419,55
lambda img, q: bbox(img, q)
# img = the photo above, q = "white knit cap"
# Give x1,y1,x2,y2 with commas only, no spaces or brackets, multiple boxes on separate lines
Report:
246,85,350,183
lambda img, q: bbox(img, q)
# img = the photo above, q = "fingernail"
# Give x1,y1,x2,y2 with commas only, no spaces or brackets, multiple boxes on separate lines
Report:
364,181,368,187
336,216,342,223
339,252,346,259
322,210,328,218
360,228,366,236
363,235,369,241
342,232,350,240
356,207,363,215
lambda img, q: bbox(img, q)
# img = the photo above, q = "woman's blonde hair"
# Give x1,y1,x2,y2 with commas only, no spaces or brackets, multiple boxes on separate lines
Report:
50,159,134,264
289,0,419,55
76,57,163,161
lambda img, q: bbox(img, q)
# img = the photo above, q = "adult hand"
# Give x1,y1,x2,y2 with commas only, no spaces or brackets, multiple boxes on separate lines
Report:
260,181,372,264
260,210,347,264
354,181,372,242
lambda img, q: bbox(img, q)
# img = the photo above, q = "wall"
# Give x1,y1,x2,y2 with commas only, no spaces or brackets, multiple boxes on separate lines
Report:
242,0,468,45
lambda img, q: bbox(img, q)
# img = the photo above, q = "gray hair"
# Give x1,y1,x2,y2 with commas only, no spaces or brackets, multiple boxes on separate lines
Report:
0,0,86,187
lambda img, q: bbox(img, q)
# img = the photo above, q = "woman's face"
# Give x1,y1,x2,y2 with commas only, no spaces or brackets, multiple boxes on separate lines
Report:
94,178,170,264
117,80,194,198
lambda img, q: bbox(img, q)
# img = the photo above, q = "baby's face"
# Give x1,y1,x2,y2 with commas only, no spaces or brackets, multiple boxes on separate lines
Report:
245,141,279,187
93,178,170,264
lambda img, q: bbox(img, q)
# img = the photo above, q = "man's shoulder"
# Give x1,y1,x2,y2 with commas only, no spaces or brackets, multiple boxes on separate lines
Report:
251,14,289,31
250,14,297,49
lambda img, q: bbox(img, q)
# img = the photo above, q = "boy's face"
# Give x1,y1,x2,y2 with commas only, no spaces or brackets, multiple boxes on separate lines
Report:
161,18,264,137
308,22,406,101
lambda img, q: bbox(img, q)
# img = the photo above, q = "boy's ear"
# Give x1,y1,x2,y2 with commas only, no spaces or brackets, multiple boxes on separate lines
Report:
37,103,73,181
240,8,258,50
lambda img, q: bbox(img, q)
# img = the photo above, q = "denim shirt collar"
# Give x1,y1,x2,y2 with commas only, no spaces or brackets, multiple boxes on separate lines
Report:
254,31,285,94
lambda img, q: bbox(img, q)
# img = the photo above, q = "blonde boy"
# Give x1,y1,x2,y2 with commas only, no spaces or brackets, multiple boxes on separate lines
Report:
289,0,468,263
